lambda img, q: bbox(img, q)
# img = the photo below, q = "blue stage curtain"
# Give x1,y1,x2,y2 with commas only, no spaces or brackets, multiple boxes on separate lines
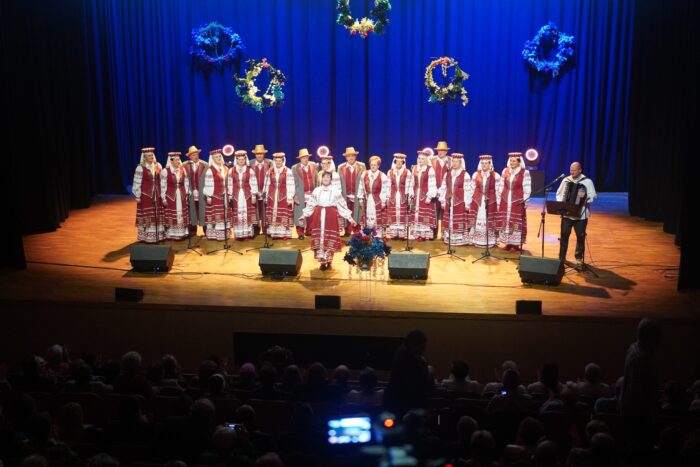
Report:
84,0,634,192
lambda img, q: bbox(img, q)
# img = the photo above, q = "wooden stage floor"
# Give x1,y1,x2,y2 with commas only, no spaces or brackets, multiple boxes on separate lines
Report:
2,194,695,318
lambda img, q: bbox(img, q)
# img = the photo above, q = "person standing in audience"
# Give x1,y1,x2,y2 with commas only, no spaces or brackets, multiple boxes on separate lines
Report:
383,330,431,417
184,145,208,237
160,152,190,241
132,147,165,243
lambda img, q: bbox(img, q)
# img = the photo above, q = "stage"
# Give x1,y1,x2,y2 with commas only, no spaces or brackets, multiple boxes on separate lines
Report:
2,193,692,318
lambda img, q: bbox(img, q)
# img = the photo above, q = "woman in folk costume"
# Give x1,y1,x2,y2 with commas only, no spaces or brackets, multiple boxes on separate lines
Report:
337,147,365,236
386,153,414,239
264,152,296,239
317,153,343,231
357,155,390,237
292,148,318,240
160,152,190,240
228,150,259,240
249,144,272,236
439,153,473,246
184,145,208,236
132,147,165,243
410,151,438,240
202,149,232,241
300,171,356,271
497,152,531,251
468,155,503,248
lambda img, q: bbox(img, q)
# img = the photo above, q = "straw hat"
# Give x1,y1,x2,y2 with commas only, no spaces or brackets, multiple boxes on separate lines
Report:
435,141,450,151
252,144,268,154
342,147,359,156
186,145,201,157
297,148,311,159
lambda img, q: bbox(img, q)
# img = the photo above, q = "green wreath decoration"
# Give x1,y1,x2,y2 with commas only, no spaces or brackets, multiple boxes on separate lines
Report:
424,57,469,106
233,58,287,113
336,0,391,38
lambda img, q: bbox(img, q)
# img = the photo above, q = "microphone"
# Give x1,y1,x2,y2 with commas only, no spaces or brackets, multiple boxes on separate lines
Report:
555,173,566,182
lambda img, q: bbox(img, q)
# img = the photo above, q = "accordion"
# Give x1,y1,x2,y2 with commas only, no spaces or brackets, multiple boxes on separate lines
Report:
562,179,587,216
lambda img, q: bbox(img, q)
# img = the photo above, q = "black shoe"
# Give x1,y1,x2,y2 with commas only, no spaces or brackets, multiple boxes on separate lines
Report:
299,235,305,240
320,263,327,271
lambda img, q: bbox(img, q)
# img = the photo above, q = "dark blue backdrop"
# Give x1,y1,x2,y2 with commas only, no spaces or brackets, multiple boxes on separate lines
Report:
85,0,634,192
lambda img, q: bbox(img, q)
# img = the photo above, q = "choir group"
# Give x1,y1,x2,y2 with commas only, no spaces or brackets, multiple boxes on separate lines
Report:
132,142,532,269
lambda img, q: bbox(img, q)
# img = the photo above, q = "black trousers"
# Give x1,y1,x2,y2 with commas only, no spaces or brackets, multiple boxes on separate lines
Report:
559,217,588,261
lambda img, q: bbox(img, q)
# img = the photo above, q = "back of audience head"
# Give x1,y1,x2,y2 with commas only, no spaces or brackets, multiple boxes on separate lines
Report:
517,417,544,447
451,361,469,382
258,363,277,389
255,452,284,467
457,416,479,444
161,354,181,379
120,351,142,376
239,362,257,383
189,398,215,425
533,440,558,467
306,362,327,385
405,329,427,356
233,404,256,430
70,360,92,385
539,362,560,393
333,365,350,385
590,432,616,463
359,367,378,394
21,455,48,467
87,454,120,467
207,373,226,396
281,364,302,390
585,362,602,384
198,360,219,385
637,318,662,351
46,344,65,365
469,430,496,463
502,368,520,393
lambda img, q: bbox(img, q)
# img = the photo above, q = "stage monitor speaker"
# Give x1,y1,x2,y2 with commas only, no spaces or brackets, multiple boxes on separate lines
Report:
259,248,302,276
115,287,144,302
516,300,542,315
518,256,564,285
388,253,430,280
315,295,341,309
129,245,174,272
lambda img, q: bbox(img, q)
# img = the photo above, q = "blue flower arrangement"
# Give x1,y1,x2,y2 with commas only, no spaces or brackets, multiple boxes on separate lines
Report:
190,22,244,66
522,22,575,78
344,227,391,267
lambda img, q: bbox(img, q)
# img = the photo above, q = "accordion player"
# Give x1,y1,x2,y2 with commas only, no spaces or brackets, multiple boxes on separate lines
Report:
561,179,588,217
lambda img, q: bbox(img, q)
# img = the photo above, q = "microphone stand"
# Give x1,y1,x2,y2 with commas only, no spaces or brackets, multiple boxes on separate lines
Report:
207,165,242,256
150,167,163,245
246,193,274,251
404,193,413,251
534,173,566,259
431,197,465,261
185,193,202,255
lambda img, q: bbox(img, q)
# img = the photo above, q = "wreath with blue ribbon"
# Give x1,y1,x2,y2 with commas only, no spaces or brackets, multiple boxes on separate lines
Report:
522,22,575,78
190,22,244,66
234,58,287,113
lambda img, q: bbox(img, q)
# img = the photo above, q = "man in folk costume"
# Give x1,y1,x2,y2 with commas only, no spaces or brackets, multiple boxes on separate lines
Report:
202,149,231,241
337,147,365,236
249,144,272,236
556,161,597,269
160,152,190,241
264,152,296,239
184,145,208,237
431,141,451,238
468,155,503,248
228,150,259,240
410,151,438,240
386,153,414,239
300,171,357,271
357,155,390,237
132,147,165,243
439,153,473,246
291,148,318,240
497,152,531,251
